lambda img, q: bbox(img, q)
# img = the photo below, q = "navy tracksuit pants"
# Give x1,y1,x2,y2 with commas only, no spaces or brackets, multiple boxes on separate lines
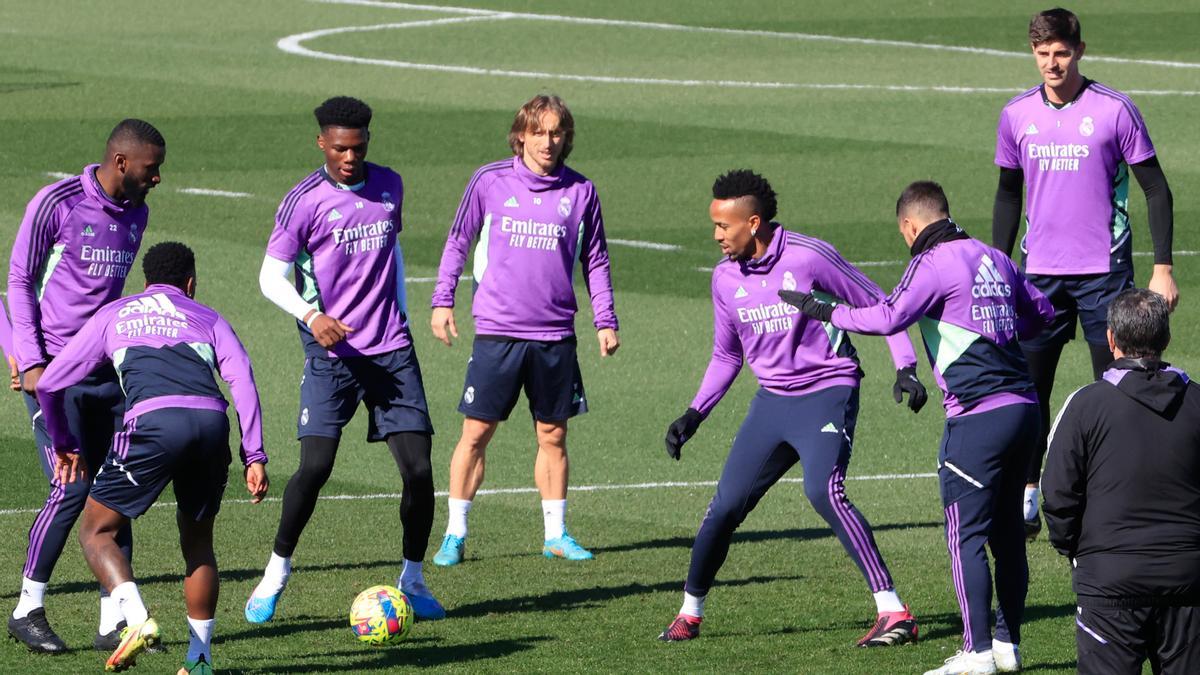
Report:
938,402,1039,652
686,386,895,597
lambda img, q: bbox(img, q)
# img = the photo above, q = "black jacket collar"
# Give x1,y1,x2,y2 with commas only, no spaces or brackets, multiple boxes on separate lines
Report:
910,219,969,257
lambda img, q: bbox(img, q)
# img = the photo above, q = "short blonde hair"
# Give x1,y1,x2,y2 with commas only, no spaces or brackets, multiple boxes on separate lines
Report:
508,94,574,163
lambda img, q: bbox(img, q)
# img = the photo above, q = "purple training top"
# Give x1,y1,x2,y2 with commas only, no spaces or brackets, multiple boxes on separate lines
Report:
690,224,918,416
995,81,1156,275
7,165,148,371
832,233,1055,417
431,156,618,340
36,284,266,466
266,163,409,358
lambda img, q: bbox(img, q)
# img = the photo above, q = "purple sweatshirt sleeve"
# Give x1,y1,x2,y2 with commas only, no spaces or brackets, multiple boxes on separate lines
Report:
211,317,267,466
1013,272,1056,341
831,257,940,339
35,312,111,451
689,275,743,416
809,243,919,369
0,298,13,363
7,189,62,370
431,171,487,308
579,189,618,331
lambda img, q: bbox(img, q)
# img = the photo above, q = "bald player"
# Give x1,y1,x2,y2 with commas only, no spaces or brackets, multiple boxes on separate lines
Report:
6,119,165,654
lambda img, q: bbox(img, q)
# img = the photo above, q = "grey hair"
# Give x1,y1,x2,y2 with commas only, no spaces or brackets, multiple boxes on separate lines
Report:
1107,288,1170,359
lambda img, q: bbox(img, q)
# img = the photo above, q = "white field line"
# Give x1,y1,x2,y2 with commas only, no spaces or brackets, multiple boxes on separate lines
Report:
0,471,936,517
178,188,253,198
406,274,471,284
277,19,1200,96
696,250,1200,274
313,0,1200,71
609,238,682,251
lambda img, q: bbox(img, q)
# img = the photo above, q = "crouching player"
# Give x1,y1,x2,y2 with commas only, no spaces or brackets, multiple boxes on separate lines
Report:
39,242,269,674
659,170,925,645
781,182,1055,674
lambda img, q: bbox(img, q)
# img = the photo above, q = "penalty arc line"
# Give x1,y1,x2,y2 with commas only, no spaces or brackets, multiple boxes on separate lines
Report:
312,0,1200,71
0,471,936,517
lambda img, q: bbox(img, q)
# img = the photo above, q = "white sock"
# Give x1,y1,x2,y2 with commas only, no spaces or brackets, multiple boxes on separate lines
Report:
186,616,214,663
446,498,472,538
254,552,291,598
680,592,706,619
12,577,46,619
873,589,905,613
111,581,149,625
399,559,424,588
542,499,566,541
99,593,123,634
1023,486,1040,520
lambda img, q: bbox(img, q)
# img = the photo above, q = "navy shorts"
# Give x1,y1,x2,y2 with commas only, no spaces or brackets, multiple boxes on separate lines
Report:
1023,271,1134,349
298,345,433,442
458,337,587,423
90,408,231,521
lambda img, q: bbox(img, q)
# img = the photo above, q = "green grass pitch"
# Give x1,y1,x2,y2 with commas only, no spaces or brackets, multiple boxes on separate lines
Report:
1,1,1197,672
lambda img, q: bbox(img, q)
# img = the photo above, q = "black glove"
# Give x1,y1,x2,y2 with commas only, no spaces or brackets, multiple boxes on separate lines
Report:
893,366,928,413
664,408,703,460
778,290,834,322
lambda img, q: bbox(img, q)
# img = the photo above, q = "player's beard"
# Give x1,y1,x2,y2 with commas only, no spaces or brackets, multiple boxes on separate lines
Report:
122,173,148,207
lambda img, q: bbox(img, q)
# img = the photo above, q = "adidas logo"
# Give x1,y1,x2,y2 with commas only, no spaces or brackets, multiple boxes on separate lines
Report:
81,225,96,237
972,254,1011,298
1025,123,1039,135
820,422,839,433
504,196,519,208
327,209,343,222
734,285,748,299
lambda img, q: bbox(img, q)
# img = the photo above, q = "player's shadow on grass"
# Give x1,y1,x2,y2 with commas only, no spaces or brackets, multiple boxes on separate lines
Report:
591,521,943,555
916,603,1076,643
450,575,798,619
219,636,549,673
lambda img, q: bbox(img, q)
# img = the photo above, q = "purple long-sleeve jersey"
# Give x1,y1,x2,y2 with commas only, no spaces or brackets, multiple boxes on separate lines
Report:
7,165,147,371
831,233,1055,417
690,225,917,416
266,163,409,359
36,284,266,466
431,156,618,340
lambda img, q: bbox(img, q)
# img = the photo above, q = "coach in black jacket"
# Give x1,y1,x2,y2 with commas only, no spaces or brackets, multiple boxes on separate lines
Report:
1042,288,1200,674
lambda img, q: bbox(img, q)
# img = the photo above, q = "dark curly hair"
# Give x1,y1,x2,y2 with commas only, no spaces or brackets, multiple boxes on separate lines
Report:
107,118,165,148
712,169,778,222
142,241,195,290
314,96,372,130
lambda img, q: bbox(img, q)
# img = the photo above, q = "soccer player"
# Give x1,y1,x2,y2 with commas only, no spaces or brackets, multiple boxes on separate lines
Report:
657,170,925,645
991,8,1176,538
245,97,444,622
429,94,619,565
6,119,165,653
782,182,1055,674
39,242,268,674
1043,290,1200,674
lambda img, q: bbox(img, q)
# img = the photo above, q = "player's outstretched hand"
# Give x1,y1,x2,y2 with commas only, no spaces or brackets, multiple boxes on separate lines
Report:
893,366,928,413
778,290,834,322
597,328,620,357
431,306,458,347
664,408,703,460
310,314,355,348
8,356,18,391
53,449,86,484
245,462,268,504
1149,264,1180,311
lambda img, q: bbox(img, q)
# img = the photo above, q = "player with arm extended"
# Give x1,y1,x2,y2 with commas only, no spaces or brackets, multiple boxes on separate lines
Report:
429,94,619,566
990,8,1176,538
40,242,269,674
783,182,1055,674
245,97,444,623
6,119,165,654
657,170,926,646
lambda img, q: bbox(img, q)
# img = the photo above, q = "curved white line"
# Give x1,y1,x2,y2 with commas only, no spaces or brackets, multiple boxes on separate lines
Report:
278,18,1200,95
313,0,1200,70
